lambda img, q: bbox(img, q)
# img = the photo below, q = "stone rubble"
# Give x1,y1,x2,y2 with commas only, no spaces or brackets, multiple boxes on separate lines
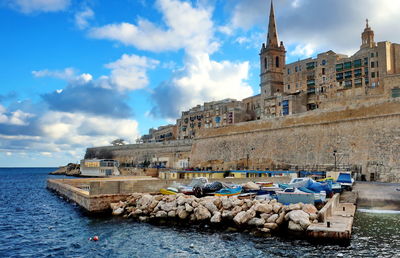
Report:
111,193,320,234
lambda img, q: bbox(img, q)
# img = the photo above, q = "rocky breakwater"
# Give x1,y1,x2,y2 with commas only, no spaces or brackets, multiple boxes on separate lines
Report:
50,163,80,176
110,193,319,235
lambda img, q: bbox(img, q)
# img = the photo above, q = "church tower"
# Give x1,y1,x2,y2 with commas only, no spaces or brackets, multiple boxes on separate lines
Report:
361,19,376,49
260,0,286,98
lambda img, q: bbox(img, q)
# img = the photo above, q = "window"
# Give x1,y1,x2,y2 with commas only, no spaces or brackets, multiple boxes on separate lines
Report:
371,52,375,58
354,59,362,68
345,71,352,79
322,68,326,75
371,72,375,78
307,79,316,86
336,73,344,80
295,66,298,72
355,78,362,86
377,71,379,77
364,57,369,65
287,85,291,90
371,62,375,68
364,67,369,76
306,62,315,70
376,52,379,57
287,68,290,74
354,69,362,77
276,56,280,68
336,63,343,72
264,57,267,69
376,61,379,67
344,80,352,88
322,60,327,66
344,62,352,70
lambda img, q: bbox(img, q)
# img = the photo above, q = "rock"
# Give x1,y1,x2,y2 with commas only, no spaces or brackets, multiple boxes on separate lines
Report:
110,202,120,211
154,195,164,201
192,201,199,208
269,199,277,204
221,210,233,219
155,211,167,218
309,213,318,221
177,196,187,206
148,200,159,210
267,214,279,223
275,212,285,225
232,199,244,207
202,200,218,214
134,209,143,215
160,201,176,212
313,219,318,224
302,204,318,215
260,228,271,233
138,216,148,222
260,213,272,220
254,203,272,214
233,209,256,225
210,212,222,223
244,199,253,209
231,206,243,216
168,210,176,217
287,203,302,211
137,194,153,210
242,182,260,190
213,198,222,209
178,209,189,219
288,221,304,231
248,218,265,227
184,203,193,212
194,205,211,220
273,203,282,214
222,198,233,210
264,223,278,230
112,207,124,216
286,210,311,230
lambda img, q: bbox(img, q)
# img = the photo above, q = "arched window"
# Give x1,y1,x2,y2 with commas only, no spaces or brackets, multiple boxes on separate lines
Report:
275,56,280,68
264,57,268,69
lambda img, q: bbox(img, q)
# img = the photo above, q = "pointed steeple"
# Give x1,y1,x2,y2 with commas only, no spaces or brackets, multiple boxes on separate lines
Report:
361,18,375,49
267,0,279,47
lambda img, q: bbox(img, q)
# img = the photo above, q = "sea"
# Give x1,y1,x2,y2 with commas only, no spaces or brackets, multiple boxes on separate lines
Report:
0,167,399,257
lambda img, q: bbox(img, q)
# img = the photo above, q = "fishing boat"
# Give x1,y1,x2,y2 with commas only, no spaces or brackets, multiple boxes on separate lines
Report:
276,188,315,204
159,188,177,195
214,186,242,197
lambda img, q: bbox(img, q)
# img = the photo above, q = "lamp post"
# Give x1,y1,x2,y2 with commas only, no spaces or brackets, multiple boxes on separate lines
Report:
333,150,337,171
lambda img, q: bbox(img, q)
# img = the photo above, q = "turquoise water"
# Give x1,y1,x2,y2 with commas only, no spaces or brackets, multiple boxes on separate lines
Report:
0,167,399,257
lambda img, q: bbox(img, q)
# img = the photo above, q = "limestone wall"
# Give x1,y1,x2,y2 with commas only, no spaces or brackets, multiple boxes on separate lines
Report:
191,99,400,182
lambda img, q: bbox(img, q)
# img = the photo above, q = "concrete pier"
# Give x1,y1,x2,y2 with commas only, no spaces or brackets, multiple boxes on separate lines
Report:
306,192,357,240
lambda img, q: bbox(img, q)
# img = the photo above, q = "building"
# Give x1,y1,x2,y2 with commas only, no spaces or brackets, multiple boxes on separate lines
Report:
258,2,400,117
177,98,245,139
80,159,120,177
140,124,177,143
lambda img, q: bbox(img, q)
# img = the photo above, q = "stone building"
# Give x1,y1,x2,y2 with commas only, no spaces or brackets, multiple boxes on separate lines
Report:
259,2,400,117
140,124,177,143
176,98,245,139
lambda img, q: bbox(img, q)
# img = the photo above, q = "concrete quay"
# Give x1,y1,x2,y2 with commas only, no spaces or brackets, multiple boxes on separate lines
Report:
47,176,291,212
307,192,357,241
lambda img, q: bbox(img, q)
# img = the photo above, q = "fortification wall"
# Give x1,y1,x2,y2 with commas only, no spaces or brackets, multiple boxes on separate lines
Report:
191,99,400,182
88,139,192,165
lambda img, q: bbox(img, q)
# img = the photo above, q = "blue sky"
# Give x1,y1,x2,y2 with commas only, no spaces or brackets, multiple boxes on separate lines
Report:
0,0,399,167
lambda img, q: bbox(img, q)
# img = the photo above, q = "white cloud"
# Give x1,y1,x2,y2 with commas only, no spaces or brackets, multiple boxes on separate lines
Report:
0,105,34,126
290,43,316,58
75,6,94,30
89,0,218,55
103,54,159,92
40,111,140,146
152,53,253,118
10,0,70,14
32,67,76,80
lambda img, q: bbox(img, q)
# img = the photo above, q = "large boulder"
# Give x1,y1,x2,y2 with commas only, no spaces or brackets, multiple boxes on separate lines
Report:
275,212,285,225
273,203,282,214
302,204,318,215
288,221,304,231
285,210,311,230
112,207,124,216
267,214,279,223
177,206,189,219
137,194,153,210
210,212,222,223
287,203,302,211
185,203,194,213
233,209,256,225
231,206,243,216
248,218,265,227
254,203,272,214
194,205,212,220
202,200,218,214
160,201,176,212
155,211,167,218
222,198,233,210
264,223,278,230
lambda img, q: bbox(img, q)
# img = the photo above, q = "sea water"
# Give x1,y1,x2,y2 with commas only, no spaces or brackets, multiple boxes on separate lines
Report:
0,167,399,257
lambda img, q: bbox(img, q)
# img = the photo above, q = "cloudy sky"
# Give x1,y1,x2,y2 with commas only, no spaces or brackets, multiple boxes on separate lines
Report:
1,0,399,167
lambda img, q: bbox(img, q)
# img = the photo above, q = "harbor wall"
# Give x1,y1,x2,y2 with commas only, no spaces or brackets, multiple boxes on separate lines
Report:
191,99,400,182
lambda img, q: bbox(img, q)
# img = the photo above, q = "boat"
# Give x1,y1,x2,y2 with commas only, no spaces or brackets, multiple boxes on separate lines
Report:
298,187,326,203
214,186,242,196
276,188,315,204
160,188,177,195
256,181,274,187
238,192,257,199
336,172,354,190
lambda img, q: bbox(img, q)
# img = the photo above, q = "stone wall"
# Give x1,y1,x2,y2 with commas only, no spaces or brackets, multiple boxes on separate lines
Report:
191,99,400,182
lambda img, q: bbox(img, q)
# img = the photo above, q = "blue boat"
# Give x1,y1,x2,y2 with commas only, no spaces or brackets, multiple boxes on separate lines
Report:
214,186,242,196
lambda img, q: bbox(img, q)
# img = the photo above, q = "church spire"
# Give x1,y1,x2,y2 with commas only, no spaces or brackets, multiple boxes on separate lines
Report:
267,0,279,47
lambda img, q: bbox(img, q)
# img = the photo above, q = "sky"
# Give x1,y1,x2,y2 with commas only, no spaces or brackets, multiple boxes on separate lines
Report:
0,0,399,167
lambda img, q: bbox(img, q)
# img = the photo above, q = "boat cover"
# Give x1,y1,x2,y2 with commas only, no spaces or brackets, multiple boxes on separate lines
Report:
337,173,353,184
